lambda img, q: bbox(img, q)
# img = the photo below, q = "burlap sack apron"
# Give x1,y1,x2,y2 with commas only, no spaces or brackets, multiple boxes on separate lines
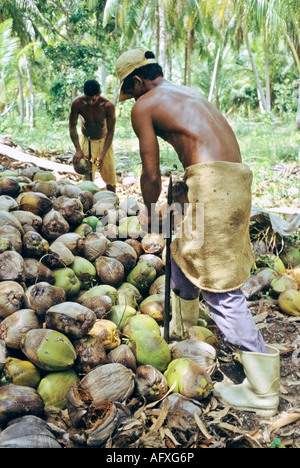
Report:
171,161,255,293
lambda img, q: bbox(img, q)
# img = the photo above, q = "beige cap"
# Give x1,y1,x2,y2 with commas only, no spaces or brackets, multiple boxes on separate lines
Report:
116,48,157,102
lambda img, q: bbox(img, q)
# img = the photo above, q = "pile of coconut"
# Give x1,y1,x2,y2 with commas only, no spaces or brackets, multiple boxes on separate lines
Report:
0,167,222,448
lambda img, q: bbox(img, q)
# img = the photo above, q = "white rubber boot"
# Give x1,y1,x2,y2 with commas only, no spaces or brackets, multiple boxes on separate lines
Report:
169,292,199,340
214,345,280,417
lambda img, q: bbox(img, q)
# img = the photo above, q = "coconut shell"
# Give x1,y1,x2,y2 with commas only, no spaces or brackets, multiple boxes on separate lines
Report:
0,251,26,282
0,210,24,234
24,282,66,317
135,365,168,402
24,258,54,285
141,234,165,254
83,232,108,262
0,415,61,448
12,211,43,232
138,254,164,274
0,176,20,197
0,339,7,371
45,302,96,339
169,339,217,375
88,319,121,350
78,190,94,212
22,231,49,258
1,231,23,255
0,281,24,319
106,344,137,371
79,294,113,319
79,363,135,404
105,240,137,272
41,209,70,242
73,335,107,375
85,401,118,448
57,199,85,227
0,309,40,349
0,195,18,212
0,385,44,426
46,242,75,268
19,192,53,216
54,233,84,255
95,256,125,287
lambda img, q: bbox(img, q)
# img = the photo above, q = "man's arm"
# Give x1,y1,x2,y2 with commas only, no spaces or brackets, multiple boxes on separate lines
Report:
69,101,86,163
98,102,116,170
131,102,162,221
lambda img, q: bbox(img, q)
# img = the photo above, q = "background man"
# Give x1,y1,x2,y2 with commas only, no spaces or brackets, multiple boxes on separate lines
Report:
115,48,280,418
69,79,116,192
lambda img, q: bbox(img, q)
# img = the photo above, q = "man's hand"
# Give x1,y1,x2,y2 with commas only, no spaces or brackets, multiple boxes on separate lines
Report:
98,154,105,172
73,149,86,164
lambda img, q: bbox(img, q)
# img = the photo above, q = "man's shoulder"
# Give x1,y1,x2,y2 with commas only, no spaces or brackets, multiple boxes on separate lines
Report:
71,95,85,109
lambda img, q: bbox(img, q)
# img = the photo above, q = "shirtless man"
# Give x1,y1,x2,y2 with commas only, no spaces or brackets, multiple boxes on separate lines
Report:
116,48,280,417
69,79,116,192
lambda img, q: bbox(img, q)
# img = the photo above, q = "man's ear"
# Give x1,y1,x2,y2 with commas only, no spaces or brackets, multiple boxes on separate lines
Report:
133,75,144,87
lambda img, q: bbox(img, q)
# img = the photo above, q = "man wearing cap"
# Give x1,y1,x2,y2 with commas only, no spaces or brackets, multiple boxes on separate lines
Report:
69,79,116,192
115,48,280,418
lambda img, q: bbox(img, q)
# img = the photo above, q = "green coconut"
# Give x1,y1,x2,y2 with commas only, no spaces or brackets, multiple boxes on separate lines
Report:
278,289,300,317
33,171,56,182
164,358,213,401
126,262,157,294
129,330,171,373
4,358,41,389
79,284,118,306
37,369,79,410
53,267,81,298
256,254,286,276
140,294,165,323
74,223,94,238
70,256,96,288
21,329,77,371
76,181,101,194
185,326,220,350
118,282,144,304
122,314,161,338
82,216,100,232
108,305,137,331
280,247,300,268
270,276,297,296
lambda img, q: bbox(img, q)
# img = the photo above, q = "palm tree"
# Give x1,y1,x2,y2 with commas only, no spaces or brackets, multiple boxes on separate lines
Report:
0,19,20,115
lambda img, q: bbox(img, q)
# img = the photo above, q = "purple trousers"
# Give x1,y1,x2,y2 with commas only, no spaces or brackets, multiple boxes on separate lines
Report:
171,258,268,354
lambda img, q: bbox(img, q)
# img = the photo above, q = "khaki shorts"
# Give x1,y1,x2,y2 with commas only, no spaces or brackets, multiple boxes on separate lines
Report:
81,135,116,186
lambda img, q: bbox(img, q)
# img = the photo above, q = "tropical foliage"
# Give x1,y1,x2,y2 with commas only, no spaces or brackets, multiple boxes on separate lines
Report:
0,0,299,127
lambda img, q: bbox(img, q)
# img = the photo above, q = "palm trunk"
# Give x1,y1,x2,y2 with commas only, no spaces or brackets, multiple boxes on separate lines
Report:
263,28,271,112
296,80,300,131
184,29,194,86
25,56,35,127
244,26,269,114
158,1,167,72
17,65,24,126
208,46,222,103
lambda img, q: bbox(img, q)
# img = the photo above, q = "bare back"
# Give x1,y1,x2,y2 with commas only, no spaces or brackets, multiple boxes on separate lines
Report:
132,80,241,168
